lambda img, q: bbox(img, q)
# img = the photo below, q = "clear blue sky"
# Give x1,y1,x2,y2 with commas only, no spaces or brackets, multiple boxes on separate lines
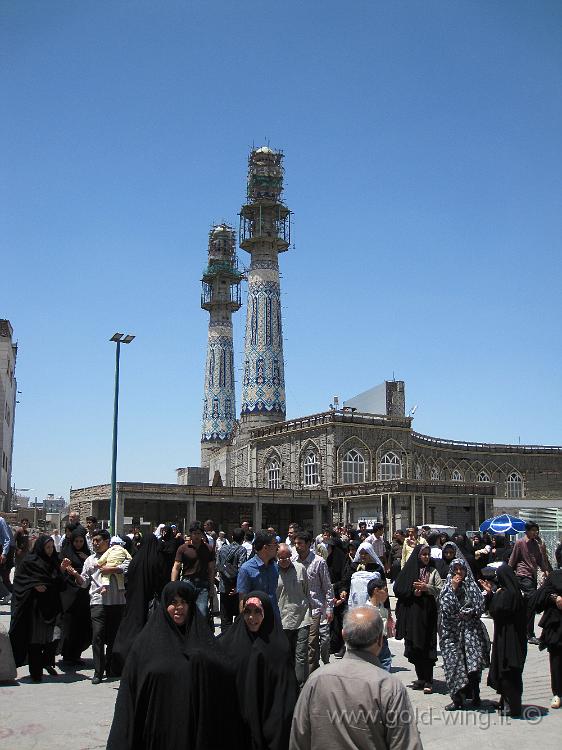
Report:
3,1,561,503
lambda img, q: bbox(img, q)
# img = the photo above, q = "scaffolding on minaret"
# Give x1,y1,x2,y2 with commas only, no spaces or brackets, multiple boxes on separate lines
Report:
200,223,243,466
239,146,292,432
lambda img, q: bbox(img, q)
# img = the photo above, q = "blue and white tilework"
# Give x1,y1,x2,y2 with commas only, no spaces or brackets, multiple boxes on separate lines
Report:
201,321,237,442
240,260,286,417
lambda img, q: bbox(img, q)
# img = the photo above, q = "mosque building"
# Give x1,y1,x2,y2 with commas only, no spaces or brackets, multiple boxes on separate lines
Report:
71,146,562,538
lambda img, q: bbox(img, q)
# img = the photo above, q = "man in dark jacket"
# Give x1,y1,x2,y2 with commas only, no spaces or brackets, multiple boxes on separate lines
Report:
217,527,247,633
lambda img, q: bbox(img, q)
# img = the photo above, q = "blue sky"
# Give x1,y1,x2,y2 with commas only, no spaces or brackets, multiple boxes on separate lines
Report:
3,1,561,503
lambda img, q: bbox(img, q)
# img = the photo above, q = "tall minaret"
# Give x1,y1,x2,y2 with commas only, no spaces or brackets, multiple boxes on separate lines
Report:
239,146,291,432
201,224,242,467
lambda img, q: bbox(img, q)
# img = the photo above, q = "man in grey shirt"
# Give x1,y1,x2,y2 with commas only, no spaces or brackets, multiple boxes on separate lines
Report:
277,543,312,688
290,607,423,750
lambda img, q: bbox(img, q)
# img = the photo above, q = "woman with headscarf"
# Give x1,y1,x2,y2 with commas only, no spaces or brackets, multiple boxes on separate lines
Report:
479,564,527,717
472,533,492,575
107,580,236,750
9,534,67,681
452,533,477,577
59,522,78,560
220,590,298,750
490,535,512,564
529,569,562,709
394,544,442,694
59,528,92,665
439,558,490,710
111,526,182,675
326,533,350,656
438,541,463,578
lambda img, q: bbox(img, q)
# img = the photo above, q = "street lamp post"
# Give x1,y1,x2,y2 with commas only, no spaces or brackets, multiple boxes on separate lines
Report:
109,333,135,534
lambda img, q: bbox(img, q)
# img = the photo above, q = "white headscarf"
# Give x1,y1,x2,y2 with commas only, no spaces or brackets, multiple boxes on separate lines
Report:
353,541,384,568
154,523,165,538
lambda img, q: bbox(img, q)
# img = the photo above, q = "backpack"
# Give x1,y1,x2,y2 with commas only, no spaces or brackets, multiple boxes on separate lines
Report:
218,544,239,580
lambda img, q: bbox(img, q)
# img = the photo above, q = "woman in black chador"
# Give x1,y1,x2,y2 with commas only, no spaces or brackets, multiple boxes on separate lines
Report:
530,569,562,710
107,580,238,750
220,590,298,750
394,544,443,694
9,534,66,681
111,526,181,675
480,563,527,717
59,528,92,664
326,534,351,656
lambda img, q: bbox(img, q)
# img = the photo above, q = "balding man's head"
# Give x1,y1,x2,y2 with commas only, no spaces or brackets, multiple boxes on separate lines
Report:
343,607,384,650
277,543,293,569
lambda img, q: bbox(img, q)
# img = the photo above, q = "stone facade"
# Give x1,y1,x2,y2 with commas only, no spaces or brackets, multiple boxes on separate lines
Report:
204,378,562,533
0,320,17,512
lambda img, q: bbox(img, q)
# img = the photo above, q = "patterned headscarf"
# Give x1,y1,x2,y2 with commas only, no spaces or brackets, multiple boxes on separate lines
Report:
441,558,483,615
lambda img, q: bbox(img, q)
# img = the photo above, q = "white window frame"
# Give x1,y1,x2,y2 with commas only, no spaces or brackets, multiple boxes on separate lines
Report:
267,458,280,489
506,471,523,498
478,470,491,482
303,451,320,487
379,451,402,481
341,449,365,484
430,466,441,481
451,469,463,482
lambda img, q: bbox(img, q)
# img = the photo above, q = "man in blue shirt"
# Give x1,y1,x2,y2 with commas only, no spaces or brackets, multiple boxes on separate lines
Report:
0,515,15,603
237,530,279,615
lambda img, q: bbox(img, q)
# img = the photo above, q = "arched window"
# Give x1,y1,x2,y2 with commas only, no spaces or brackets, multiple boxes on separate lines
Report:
267,458,280,489
451,469,463,482
414,462,423,480
303,451,319,486
379,452,402,480
341,449,365,484
430,466,441,481
478,470,491,482
506,471,523,498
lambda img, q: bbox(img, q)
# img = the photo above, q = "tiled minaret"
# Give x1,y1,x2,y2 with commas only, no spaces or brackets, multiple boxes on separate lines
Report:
201,224,242,467
239,146,291,432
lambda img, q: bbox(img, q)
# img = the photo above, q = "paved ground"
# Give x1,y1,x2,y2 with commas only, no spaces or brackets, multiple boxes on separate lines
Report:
1,601,560,749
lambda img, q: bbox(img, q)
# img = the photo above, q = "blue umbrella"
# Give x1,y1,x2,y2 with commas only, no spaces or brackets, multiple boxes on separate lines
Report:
479,513,527,535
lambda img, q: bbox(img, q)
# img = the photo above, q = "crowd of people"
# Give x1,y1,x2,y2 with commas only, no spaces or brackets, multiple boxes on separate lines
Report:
1,510,562,749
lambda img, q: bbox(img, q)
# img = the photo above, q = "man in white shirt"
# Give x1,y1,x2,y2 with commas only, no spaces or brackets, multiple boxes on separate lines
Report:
242,531,254,557
85,516,98,551
365,523,388,571
51,528,62,554
204,519,216,550
76,528,129,684
285,523,300,552
215,531,229,554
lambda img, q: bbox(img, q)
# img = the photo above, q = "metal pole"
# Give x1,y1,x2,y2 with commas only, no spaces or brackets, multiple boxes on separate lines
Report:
110,341,121,534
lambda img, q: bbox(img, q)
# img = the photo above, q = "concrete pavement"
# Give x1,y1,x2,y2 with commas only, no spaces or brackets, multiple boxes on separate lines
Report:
0,602,560,749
